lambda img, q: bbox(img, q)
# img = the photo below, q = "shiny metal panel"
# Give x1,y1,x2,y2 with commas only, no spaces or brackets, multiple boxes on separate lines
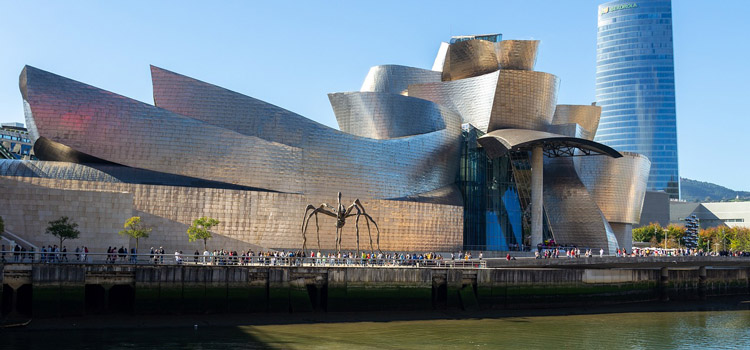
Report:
23,65,461,201
33,136,119,164
552,105,602,140
441,39,499,81
328,91,454,139
432,42,449,72
543,157,619,254
497,40,539,70
149,66,461,199
0,159,270,191
389,184,463,206
609,222,633,252
21,66,304,194
489,70,559,131
359,65,441,95
547,123,591,140
574,151,651,225
150,65,313,149
408,71,499,132
477,129,622,159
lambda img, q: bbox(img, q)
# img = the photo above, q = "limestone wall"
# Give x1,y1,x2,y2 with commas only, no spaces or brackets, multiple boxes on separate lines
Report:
0,177,132,252
0,176,463,254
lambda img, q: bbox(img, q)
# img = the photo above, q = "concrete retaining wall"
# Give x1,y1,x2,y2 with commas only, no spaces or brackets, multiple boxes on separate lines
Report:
1,264,748,318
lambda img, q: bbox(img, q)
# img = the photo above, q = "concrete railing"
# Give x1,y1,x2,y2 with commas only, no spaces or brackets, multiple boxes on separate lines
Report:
0,230,38,251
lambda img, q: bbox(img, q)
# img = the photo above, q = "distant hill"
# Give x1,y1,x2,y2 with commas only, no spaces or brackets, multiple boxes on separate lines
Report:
680,178,750,202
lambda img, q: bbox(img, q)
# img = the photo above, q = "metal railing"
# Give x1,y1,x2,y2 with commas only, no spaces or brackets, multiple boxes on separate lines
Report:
0,251,487,269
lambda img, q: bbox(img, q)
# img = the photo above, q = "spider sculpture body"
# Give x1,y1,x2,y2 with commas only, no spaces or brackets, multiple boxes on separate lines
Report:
301,192,380,254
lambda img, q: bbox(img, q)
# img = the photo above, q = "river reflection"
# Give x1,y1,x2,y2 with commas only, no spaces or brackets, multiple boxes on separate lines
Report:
5,310,750,349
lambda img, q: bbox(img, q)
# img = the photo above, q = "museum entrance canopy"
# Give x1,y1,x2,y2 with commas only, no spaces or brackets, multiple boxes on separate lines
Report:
477,129,622,159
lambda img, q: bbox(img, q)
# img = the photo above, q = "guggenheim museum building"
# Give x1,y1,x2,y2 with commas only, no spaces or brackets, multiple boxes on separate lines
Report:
0,34,650,254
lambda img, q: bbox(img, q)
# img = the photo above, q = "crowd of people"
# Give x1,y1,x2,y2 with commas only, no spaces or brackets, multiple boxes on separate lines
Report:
5,242,746,265
0,243,487,268
168,249,483,267
615,247,750,258
0,244,91,263
535,247,598,259
532,245,750,259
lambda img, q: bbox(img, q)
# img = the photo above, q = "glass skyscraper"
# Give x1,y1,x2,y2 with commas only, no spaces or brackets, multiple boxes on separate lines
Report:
595,0,680,198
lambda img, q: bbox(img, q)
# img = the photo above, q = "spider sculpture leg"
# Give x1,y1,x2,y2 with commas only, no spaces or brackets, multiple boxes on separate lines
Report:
342,203,358,255
314,211,321,250
301,205,316,254
345,205,366,256
301,204,336,255
355,199,381,253
354,209,361,256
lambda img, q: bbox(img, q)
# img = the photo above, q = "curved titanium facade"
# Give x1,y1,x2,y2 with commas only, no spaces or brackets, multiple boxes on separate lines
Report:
574,151,651,225
551,105,602,140
359,65,441,95
497,40,539,70
27,65,462,200
0,159,269,190
547,123,587,139
440,39,499,81
328,92,452,140
0,159,122,183
432,42,449,72
477,129,622,159
34,136,119,164
408,71,499,132
22,66,304,194
543,157,619,254
149,66,461,199
489,70,559,131
410,69,559,134
596,0,679,198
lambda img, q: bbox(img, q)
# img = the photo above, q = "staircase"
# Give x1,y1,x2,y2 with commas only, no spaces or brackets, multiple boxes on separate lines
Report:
0,143,15,159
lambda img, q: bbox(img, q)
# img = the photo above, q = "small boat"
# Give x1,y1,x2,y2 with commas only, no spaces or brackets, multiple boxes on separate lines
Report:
0,319,31,328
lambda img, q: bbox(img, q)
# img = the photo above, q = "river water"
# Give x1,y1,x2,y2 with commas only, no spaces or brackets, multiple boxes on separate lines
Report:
4,309,750,349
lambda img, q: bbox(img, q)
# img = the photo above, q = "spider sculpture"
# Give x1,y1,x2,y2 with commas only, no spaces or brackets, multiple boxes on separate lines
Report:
301,192,380,254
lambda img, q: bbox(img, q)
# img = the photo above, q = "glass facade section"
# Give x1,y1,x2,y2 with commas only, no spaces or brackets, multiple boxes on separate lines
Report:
459,124,523,251
0,127,34,160
450,34,502,44
595,0,680,198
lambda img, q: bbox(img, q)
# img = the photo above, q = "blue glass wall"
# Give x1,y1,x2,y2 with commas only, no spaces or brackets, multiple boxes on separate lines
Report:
459,125,523,251
595,0,680,198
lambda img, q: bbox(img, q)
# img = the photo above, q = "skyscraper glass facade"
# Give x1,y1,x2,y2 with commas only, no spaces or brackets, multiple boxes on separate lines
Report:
595,0,680,198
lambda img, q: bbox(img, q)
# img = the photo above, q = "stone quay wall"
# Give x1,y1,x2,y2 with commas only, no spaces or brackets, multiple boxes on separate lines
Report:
1,262,748,318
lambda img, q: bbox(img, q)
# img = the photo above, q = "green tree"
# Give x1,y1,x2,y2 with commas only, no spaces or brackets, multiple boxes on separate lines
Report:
666,224,686,247
45,216,80,249
716,227,731,252
697,228,713,251
632,223,661,243
118,216,152,253
728,227,750,252
187,217,220,251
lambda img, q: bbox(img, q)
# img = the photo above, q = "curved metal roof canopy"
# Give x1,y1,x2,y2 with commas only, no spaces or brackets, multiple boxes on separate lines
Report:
477,129,622,159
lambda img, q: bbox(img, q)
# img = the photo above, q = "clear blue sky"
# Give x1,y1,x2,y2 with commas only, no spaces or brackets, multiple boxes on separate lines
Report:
1,0,748,190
